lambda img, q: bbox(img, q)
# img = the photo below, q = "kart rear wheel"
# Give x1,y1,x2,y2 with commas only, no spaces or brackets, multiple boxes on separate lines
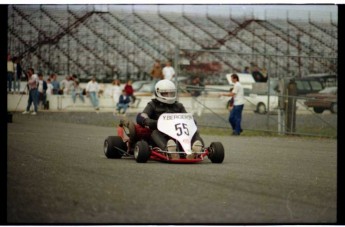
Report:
208,142,224,163
104,136,126,159
134,140,151,163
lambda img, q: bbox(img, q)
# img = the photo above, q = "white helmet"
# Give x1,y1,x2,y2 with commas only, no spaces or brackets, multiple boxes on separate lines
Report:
154,79,177,104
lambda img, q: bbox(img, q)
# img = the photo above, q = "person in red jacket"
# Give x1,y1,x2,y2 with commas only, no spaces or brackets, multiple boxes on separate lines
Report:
124,79,136,104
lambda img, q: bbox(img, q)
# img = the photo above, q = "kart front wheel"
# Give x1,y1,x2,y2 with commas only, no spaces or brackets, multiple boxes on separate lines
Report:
104,136,127,159
208,142,225,163
134,140,151,163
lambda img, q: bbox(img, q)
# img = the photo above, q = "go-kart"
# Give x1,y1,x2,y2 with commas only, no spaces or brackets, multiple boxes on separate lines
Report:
104,113,225,163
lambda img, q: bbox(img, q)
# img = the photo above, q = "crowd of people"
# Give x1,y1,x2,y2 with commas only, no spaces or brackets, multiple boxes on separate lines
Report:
9,55,245,136
10,56,206,117
17,71,137,115
7,52,137,115
20,69,92,115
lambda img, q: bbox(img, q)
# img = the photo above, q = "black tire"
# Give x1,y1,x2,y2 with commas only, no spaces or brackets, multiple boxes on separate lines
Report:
330,103,337,114
208,142,225,163
313,107,324,114
104,136,127,159
256,103,267,114
134,140,151,163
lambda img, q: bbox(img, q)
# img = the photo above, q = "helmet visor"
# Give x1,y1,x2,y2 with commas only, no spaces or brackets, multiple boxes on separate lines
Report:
160,91,176,97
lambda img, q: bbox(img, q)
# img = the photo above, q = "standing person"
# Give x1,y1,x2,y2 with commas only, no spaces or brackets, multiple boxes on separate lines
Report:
37,73,47,109
50,73,60,95
46,78,53,96
136,79,204,159
13,56,23,94
22,68,39,115
111,79,122,108
7,53,15,93
221,74,244,135
116,89,131,115
45,78,53,109
162,60,175,81
124,79,136,105
150,60,163,82
86,76,100,110
188,76,205,117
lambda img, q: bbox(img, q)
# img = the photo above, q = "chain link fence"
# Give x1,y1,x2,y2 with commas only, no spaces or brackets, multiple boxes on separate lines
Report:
173,48,337,138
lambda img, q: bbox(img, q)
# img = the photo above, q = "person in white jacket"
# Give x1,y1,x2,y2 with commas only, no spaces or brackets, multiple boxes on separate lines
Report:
86,76,100,110
162,60,175,81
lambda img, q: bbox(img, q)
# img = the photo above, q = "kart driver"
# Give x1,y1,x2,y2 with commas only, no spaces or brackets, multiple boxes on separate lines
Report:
136,79,203,159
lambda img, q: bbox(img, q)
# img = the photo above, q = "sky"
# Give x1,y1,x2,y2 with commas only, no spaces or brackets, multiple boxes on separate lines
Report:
4,1,339,21
104,4,338,21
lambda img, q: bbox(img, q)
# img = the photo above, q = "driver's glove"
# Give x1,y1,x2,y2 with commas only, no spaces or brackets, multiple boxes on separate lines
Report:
144,118,157,130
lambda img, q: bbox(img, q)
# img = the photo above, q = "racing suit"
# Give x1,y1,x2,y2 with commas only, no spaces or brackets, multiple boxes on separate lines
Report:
137,99,203,150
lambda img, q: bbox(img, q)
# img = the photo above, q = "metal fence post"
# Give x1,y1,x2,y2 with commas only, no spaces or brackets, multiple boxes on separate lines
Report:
286,79,297,134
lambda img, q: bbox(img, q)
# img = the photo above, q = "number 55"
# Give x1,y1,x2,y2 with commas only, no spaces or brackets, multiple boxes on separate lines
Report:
175,123,189,136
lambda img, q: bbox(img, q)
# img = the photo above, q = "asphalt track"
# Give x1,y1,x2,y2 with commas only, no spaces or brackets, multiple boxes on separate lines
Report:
7,115,337,224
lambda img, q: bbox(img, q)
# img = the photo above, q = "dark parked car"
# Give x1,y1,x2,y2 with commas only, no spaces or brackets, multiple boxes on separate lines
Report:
295,77,324,96
295,74,337,96
304,86,337,114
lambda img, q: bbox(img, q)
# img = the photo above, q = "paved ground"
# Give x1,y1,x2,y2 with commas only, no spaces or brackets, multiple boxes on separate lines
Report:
7,113,337,224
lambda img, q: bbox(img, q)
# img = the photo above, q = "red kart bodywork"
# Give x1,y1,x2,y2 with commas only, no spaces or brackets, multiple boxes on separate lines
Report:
124,123,209,163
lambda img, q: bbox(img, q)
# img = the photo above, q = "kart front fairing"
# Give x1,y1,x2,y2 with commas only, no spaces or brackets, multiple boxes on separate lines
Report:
157,113,197,155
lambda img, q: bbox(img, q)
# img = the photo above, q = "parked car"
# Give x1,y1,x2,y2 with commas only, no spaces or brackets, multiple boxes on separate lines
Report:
246,78,317,114
294,77,324,96
246,87,280,114
304,86,337,114
303,73,337,88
